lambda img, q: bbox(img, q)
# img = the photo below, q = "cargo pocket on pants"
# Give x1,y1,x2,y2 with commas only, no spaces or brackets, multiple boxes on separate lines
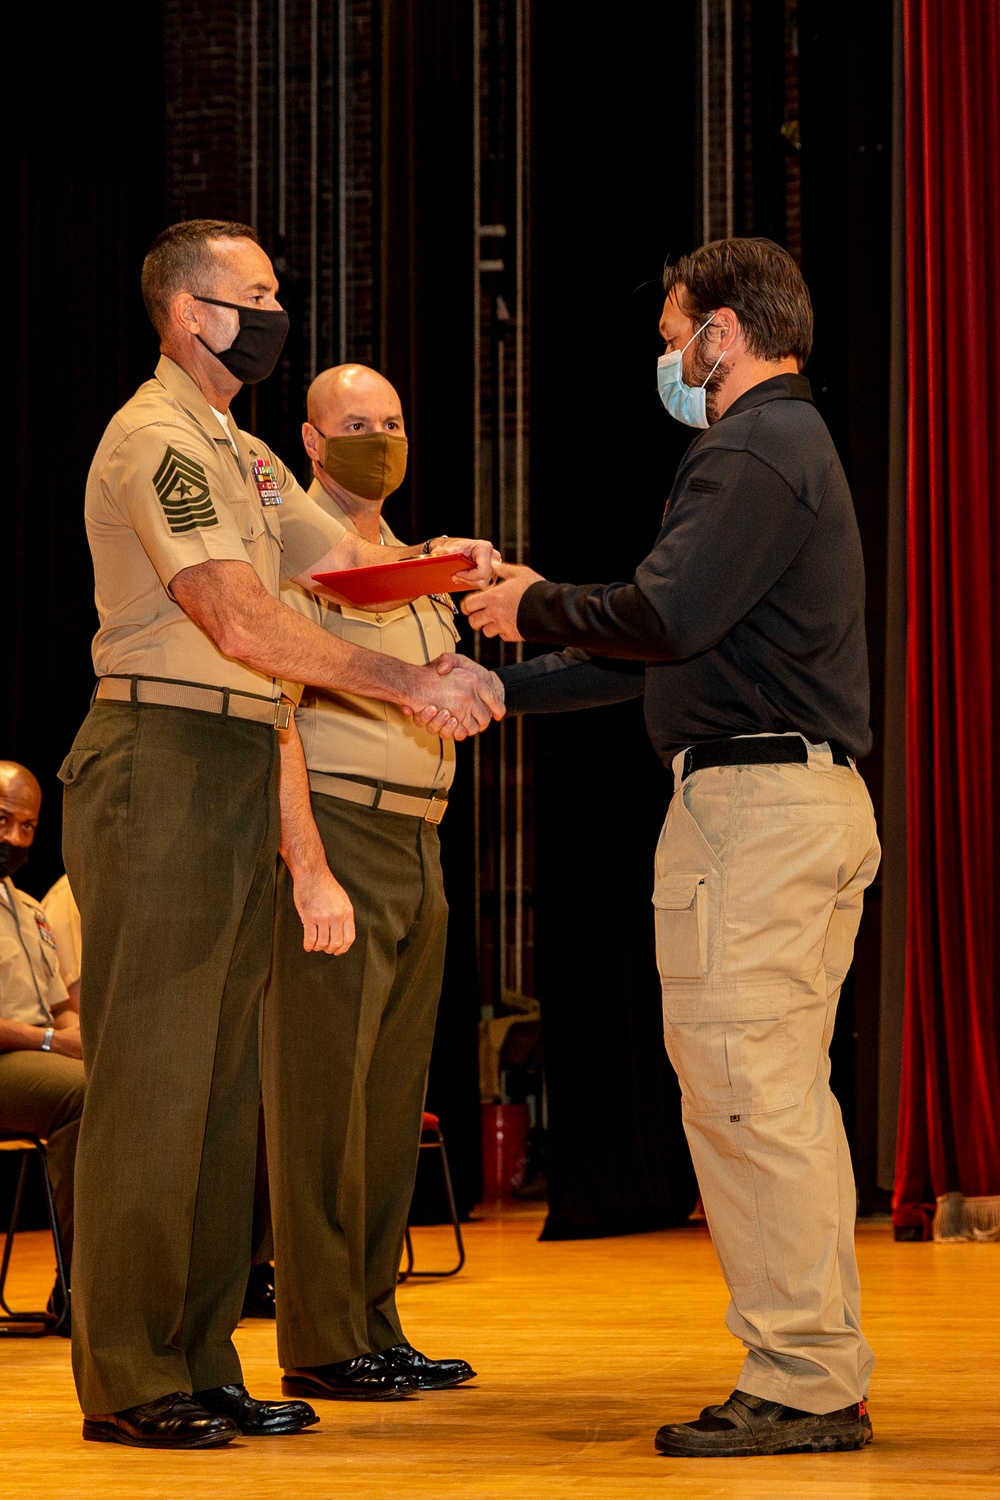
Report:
652,871,709,979
661,980,796,1117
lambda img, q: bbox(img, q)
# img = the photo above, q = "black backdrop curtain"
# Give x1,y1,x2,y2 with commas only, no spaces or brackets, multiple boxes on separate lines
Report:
4,11,166,1224
527,10,701,1238
8,12,165,894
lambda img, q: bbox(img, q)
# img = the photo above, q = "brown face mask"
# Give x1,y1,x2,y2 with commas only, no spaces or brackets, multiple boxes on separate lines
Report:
319,431,408,501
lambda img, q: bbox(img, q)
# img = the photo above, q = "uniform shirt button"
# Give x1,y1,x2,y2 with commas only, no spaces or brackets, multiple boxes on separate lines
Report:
376,614,383,624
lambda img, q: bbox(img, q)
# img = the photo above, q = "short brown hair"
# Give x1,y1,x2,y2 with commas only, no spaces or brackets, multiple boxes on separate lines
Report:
663,238,813,365
141,219,260,334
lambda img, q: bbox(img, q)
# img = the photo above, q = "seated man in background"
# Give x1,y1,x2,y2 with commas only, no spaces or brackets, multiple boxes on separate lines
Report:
42,873,82,1007
266,364,475,1401
0,761,85,1319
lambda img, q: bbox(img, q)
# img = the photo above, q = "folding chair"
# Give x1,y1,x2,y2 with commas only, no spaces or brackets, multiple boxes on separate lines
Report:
399,1112,465,1280
0,1132,70,1336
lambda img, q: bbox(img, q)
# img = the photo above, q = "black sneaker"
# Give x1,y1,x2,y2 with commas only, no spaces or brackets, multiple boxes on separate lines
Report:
656,1389,869,1457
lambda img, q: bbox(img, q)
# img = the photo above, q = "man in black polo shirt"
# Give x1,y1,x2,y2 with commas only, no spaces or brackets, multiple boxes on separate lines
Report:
461,238,880,1458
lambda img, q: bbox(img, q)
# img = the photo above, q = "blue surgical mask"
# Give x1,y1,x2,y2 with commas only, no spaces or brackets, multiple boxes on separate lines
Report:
656,314,727,428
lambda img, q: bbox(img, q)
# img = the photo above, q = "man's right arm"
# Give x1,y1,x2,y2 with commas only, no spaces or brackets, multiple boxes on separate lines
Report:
171,558,504,740
104,425,504,739
497,649,646,715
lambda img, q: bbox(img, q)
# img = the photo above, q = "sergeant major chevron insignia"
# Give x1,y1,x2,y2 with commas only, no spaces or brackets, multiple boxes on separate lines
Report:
153,447,218,533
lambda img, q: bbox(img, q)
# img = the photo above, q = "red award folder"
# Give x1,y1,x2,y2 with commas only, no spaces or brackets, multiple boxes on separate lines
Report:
311,551,477,607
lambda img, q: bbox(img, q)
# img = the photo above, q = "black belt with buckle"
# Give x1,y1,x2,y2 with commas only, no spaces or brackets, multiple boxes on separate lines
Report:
681,735,852,782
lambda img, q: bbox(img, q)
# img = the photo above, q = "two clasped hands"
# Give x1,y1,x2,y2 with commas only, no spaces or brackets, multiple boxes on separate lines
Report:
401,538,543,740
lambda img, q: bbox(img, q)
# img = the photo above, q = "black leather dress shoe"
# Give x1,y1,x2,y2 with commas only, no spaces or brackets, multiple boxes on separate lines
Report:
380,1341,477,1390
282,1354,415,1401
241,1262,277,1319
83,1393,238,1449
655,1389,869,1457
193,1383,318,1435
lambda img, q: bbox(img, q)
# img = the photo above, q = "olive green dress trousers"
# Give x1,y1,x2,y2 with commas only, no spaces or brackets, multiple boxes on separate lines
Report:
264,792,448,1370
60,702,279,1415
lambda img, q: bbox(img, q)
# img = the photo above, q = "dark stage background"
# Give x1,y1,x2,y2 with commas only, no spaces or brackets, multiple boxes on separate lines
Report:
7,1,895,1233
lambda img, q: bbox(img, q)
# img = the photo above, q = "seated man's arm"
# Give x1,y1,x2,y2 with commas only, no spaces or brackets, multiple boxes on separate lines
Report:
171,559,504,740
277,714,355,956
0,1012,82,1060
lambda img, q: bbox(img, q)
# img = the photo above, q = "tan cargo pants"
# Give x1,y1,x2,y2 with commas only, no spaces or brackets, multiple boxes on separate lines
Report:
654,738,880,1414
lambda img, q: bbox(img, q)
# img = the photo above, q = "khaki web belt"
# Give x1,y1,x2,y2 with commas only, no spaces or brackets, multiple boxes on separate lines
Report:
308,770,448,824
95,675,291,730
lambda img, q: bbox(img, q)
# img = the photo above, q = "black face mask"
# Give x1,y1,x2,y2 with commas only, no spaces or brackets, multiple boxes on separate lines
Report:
194,296,290,385
0,842,29,881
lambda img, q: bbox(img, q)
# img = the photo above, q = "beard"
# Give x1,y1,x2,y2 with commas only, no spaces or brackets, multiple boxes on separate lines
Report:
684,337,731,424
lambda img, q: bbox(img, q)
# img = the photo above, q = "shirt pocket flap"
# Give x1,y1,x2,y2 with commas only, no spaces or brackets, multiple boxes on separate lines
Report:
652,871,706,910
57,747,100,785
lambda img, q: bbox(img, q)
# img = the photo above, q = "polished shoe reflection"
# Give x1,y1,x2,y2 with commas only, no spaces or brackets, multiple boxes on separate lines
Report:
380,1341,477,1390
194,1382,319,1435
82,1392,238,1449
282,1353,416,1401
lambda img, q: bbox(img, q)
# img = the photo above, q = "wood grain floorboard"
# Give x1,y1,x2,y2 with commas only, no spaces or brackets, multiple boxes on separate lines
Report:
1,1209,997,1498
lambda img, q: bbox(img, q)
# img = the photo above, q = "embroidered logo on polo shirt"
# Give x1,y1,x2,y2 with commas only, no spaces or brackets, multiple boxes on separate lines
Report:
153,447,218,533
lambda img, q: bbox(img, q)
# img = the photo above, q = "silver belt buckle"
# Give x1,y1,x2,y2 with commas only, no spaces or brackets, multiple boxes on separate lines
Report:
273,700,292,731
424,797,447,825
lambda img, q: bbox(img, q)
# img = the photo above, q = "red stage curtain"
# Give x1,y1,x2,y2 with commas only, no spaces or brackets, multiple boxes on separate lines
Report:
894,0,1000,1238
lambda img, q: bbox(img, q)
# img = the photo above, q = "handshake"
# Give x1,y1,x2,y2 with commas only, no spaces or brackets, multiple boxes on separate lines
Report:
402,652,505,741
398,538,544,741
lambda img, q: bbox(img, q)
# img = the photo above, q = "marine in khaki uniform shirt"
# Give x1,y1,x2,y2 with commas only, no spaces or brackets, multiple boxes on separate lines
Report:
265,365,476,1400
59,220,503,1450
0,762,84,1293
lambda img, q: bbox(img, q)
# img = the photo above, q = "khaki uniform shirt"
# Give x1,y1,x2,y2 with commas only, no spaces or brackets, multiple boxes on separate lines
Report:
86,356,347,699
284,480,462,793
42,875,82,990
0,880,69,1027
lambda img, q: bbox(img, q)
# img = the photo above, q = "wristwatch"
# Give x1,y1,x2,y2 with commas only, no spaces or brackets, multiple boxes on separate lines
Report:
40,1027,54,1052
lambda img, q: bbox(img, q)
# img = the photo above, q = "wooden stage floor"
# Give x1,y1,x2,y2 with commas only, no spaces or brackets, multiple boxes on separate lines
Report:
1,1207,998,1499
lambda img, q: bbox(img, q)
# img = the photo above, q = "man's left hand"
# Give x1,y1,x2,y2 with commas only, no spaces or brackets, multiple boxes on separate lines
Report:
291,864,356,954
461,562,544,640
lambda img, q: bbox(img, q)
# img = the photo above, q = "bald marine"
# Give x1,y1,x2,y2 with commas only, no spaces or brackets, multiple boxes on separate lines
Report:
301,364,408,545
0,761,43,882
